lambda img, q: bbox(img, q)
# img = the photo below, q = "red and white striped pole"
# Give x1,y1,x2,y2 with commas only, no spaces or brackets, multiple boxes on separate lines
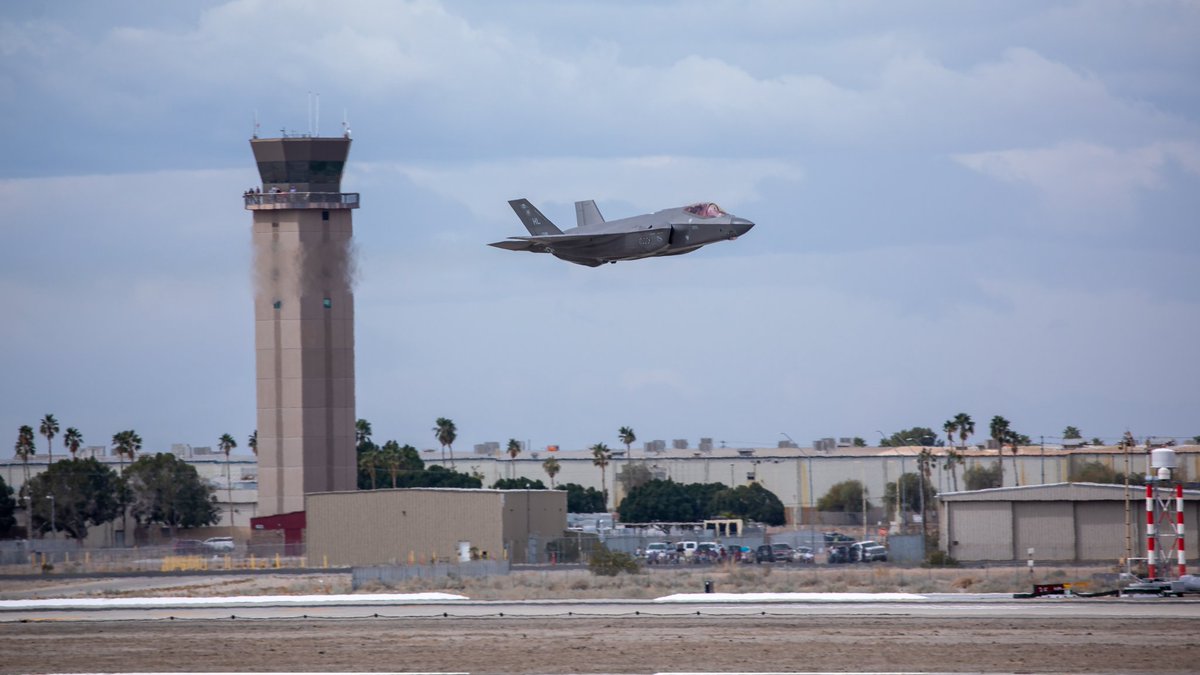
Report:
1147,483,1157,579
1177,483,1186,577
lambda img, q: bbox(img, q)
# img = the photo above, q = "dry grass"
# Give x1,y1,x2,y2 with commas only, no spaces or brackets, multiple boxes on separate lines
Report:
357,563,1120,599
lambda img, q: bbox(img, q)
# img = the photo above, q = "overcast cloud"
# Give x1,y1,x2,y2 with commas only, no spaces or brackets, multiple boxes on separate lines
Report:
2,1,1197,457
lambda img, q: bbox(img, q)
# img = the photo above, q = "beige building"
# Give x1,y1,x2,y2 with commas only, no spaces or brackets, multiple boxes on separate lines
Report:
939,482,1200,563
306,488,567,566
247,135,359,516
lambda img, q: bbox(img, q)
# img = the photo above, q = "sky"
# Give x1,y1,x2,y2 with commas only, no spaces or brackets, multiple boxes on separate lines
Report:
2,1,1198,458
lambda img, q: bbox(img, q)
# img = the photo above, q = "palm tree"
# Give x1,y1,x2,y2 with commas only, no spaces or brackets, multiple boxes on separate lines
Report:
381,441,403,488
355,419,373,448
591,443,612,510
618,426,636,459
943,446,963,491
542,456,561,488
506,438,522,480
14,425,36,485
111,429,142,476
943,419,958,448
1062,426,1082,440
39,414,59,464
953,412,975,449
218,433,238,534
248,430,257,455
358,446,382,489
63,427,83,460
989,416,1011,485
434,417,457,469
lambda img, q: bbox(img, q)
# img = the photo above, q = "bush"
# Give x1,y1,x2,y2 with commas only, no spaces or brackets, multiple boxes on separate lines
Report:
925,550,959,567
587,548,640,577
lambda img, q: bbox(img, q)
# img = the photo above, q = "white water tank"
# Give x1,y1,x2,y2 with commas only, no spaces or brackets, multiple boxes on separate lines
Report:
1151,448,1178,470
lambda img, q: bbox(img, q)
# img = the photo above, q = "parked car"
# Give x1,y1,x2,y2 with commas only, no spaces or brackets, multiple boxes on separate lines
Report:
827,544,852,564
203,536,236,552
770,543,797,562
794,545,815,564
851,540,888,562
644,541,671,563
173,539,204,555
824,531,855,544
754,544,777,563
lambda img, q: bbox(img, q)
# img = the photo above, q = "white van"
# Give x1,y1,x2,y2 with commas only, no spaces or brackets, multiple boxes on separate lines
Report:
675,540,698,557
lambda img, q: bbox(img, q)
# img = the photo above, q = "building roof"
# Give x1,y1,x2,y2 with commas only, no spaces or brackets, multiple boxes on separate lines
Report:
939,482,1200,502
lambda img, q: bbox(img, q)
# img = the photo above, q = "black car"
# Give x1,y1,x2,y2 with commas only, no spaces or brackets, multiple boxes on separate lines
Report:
754,544,779,563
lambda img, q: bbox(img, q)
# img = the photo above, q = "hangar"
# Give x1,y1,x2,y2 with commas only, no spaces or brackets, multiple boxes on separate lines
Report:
939,482,1200,563
306,488,567,566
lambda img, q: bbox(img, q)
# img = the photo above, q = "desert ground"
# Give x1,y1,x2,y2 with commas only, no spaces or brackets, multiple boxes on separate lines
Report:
5,566,1200,674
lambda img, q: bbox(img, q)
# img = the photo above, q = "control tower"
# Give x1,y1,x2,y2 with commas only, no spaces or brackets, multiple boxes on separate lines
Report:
245,133,359,516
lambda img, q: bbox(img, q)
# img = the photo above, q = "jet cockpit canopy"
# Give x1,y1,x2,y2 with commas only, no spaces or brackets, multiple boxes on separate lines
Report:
684,203,726,218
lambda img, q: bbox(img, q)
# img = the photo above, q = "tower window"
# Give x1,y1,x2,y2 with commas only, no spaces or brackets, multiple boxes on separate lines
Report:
273,301,282,310
322,210,329,221
323,298,332,309
271,221,279,228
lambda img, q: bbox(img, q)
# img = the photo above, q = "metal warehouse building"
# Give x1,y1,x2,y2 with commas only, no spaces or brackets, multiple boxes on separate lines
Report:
306,488,567,566
939,482,1200,563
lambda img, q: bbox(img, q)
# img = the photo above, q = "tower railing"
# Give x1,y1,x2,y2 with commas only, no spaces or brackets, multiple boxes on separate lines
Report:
244,192,360,210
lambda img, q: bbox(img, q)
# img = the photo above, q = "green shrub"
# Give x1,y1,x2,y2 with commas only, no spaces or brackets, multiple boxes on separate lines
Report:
587,548,640,577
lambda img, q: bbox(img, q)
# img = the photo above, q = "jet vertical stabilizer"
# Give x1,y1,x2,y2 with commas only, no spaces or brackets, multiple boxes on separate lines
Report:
575,200,605,228
508,199,562,235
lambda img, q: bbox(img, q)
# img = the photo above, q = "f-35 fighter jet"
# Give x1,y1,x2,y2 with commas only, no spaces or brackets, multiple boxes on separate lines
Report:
489,198,754,267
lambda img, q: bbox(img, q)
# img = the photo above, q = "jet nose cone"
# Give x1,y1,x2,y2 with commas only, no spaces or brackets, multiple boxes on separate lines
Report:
731,217,755,238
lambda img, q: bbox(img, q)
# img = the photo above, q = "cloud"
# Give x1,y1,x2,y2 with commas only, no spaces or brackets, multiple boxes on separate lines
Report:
953,140,1200,229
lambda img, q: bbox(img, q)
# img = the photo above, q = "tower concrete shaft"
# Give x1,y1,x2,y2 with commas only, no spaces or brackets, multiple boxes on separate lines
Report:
246,135,359,516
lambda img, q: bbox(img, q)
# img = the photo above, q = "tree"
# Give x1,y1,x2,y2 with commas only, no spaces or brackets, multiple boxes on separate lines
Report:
943,447,964,491
916,447,938,540
358,444,382,490
248,430,257,455
1063,426,1082,440
880,427,940,447
852,437,866,447
63,427,83,460
124,453,219,537
355,418,373,448
616,479,726,523
379,441,422,487
559,483,606,513
883,473,934,515
506,438,521,460
616,462,653,495
817,479,871,512
708,483,786,525
39,414,59,464
953,413,975,449
24,458,122,541
618,426,636,458
963,462,1003,490
0,474,16,537
434,417,457,468
943,418,958,448
542,456,561,488
111,429,142,479
989,416,1011,485
217,433,237,533
492,477,546,489
14,425,36,486
590,443,612,510
391,465,480,489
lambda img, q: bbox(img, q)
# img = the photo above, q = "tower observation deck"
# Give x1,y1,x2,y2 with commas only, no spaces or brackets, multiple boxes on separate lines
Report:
247,134,359,517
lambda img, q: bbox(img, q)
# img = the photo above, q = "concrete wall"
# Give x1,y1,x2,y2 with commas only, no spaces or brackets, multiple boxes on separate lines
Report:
306,488,567,566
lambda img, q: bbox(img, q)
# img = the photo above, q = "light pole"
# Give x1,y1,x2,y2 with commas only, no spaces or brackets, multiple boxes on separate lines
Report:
47,494,56,540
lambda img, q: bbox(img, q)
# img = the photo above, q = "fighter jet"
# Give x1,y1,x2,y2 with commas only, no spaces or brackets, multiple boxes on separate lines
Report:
489,198,754,267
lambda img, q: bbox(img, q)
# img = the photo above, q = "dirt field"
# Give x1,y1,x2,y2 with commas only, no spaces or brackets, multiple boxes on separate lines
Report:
9,614,1200,674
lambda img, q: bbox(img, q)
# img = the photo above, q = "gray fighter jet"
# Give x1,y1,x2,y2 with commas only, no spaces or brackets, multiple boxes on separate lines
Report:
489,199,754,267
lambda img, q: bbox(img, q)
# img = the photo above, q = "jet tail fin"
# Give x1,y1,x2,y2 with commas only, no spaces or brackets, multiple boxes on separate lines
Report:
508,199,562,236
575,200,605,228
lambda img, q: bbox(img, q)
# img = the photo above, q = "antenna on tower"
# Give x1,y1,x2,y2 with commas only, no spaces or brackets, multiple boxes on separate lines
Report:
252,109,259,139
315,92,320,137
306,91,313,137
342,109,351,139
